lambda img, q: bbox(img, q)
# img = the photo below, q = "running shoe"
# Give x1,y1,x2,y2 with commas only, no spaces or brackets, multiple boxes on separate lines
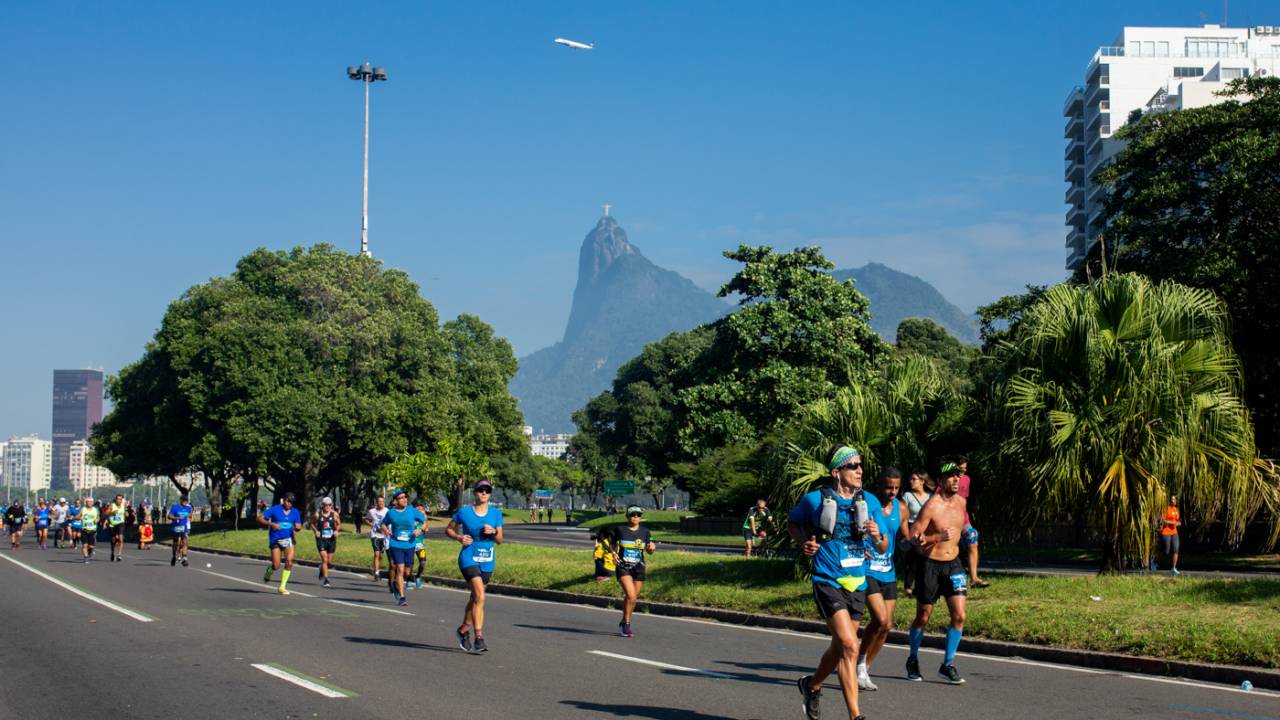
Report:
473,635,488,653
938,663,965,685
322,578,332,588
181,557,188,567
906,656,923,681
263,567,274,583
972,578,990,588
1171,568,1180,576
621,622,633,638
415,577,424,589
278,587,290,596
456,627,472,652
84,558,90,564
797,675,820,720
398,597,409,607
856,663,878,691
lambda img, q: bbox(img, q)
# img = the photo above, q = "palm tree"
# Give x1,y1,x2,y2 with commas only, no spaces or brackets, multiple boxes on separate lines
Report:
785,353,966,503
993,273,1278,572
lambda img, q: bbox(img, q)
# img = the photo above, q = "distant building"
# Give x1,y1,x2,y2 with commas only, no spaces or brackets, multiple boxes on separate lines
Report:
68,439,117,493
530,433,572,460
51,369,105,491
3,435,53,491
1064,24,1280,270
0,441,7,486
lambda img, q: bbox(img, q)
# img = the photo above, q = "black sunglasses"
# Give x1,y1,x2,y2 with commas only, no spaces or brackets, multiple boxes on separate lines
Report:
474,488,491,493
840,462,863,472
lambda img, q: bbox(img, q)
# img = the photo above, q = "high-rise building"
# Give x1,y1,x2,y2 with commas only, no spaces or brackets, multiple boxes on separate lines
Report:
51,369,104,491
68,439,117,493
3,435,53,491
1064,24,1280,270
0,441,7,487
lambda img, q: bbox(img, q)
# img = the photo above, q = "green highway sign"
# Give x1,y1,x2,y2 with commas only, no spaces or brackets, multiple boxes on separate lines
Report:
603,480,635,495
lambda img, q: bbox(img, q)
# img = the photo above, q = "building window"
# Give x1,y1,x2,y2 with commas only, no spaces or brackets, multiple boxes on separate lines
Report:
1220,67,1249,80
1157,41,1169,57
1143,40,1155,56
1174,66,1205,77
1186,38,1242,58
1128,41,1139,56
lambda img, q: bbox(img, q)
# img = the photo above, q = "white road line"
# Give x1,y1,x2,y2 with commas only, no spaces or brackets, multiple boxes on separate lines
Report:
326,599,414,617
1123,674,1280,698
589,650,733,679
251,663,354,698
0,552,155,622
198,568,315,597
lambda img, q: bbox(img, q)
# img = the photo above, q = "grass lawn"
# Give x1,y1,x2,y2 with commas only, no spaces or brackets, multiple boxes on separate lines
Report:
578,510,687,531
186,527,1280,668
651,532,743,547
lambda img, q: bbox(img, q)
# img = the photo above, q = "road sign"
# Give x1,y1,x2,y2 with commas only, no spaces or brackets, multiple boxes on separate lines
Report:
603,480,635,496
534,489,555,498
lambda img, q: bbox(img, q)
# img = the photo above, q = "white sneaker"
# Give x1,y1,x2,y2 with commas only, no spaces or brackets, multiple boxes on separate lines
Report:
857,664,878,691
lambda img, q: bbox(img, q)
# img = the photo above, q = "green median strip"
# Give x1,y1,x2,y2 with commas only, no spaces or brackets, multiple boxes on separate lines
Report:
187,528,1280,668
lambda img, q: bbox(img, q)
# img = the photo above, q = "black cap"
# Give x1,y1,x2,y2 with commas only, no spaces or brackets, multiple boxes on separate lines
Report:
283,492,296,503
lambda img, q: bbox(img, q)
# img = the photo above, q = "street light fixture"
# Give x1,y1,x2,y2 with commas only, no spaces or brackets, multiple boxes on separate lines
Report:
347,62,388,257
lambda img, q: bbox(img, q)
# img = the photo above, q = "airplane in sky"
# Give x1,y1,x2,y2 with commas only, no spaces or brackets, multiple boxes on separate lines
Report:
554,37,593,50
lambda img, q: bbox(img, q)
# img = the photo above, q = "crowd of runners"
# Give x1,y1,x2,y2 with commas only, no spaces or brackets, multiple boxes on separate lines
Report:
7,445,1185,720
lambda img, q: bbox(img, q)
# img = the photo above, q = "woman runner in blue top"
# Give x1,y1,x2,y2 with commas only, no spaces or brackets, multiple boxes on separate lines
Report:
380,490,426,606
856,466,910,692
445,479,503,653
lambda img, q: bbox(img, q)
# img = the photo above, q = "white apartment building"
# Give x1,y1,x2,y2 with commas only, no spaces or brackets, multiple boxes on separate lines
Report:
530,433,572,460
68,439,118,493
0,441,7,486
1064,24,1280,269
3,435,53,491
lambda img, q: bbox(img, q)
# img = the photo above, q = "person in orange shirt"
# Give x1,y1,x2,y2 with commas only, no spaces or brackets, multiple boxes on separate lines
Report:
1158,495,1181,576
138,516,154,550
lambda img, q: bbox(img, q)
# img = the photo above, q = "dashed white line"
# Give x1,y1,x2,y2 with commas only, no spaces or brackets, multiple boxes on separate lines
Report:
198,568,316,597
251,663,355,698
589,650,733,679
0,552,155,622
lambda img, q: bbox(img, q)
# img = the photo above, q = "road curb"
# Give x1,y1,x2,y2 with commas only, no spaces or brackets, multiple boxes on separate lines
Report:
180,542,1280,691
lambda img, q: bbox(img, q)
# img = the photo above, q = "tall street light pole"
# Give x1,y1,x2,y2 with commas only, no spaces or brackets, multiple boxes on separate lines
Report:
347,62,388,257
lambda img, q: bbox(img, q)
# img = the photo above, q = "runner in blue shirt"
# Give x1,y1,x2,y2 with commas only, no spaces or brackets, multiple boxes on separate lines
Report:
445,479,504,653
33,499,51,550
380,489,426,606
856,466,910,692
257,493,302,595
169,496,194,567
68,500,83,548
789,445,885,720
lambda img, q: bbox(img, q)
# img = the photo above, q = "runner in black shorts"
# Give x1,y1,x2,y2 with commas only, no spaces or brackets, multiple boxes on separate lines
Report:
311,496,340,588
905,463,968,685
612,507,655,638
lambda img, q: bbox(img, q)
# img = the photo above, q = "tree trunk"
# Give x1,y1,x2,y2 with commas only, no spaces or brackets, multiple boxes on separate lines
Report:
1099,513,1124,574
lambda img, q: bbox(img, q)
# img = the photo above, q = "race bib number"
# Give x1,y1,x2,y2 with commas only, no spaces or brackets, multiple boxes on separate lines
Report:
472,546,493,563
415,540,425,551
622,547,643,564
321,529,334,539
840,555,864,568
173,525,187,534
869,555,893,573
949,572,968,593
278,521,293,531
277,537,293,548
83,524,97,532
396,530,411,542
37,520,48,528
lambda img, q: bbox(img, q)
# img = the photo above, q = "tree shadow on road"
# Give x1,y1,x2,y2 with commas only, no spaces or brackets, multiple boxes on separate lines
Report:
560,700,759,720
512,623,619,637
713,659,811,674
343,636,458,654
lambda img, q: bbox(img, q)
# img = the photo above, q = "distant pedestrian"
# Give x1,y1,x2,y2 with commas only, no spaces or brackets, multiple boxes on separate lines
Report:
1158,495,1182,576
955,456,989,588
137,514,154,550
592,527,617,581
742,498,771,557
900,470,931,594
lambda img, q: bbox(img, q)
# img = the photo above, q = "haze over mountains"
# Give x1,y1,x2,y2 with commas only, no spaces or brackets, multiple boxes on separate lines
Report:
510,216,978,433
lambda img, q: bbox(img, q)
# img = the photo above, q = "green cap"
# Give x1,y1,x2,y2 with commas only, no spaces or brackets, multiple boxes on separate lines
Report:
940,462,960,476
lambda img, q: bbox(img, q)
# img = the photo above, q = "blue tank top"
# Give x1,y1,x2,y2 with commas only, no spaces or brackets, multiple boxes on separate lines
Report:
865,497,901,582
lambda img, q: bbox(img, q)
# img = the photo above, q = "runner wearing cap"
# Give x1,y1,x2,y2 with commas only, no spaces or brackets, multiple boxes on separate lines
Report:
366,495,389,582
613,506,656,638
79,498,100,562
311,497,341,588
258,493,302,595
169,496,193,567
104,494,127,562
51,498,69,548
380,490,426,606
446,479,504,653
32,498,51,550
790,445,885,720
5,500,28,550
68,499,83,548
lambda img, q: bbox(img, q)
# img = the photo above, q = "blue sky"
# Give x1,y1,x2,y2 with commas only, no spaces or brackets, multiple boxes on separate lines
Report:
1,0,1269,439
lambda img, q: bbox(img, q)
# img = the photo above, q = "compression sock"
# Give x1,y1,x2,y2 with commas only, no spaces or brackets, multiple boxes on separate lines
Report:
908,627,924,660
280,569,292,590
945,627,964,664
264,566,275,582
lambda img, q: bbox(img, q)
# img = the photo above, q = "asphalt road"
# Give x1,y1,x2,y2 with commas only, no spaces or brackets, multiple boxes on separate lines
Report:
1,537,1277,720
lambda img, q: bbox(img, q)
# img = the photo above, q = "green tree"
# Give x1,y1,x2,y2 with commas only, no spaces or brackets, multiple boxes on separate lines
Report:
895,317,978,381
1080,77,1280,454
786,353,966,504
992,273,1279,572
378,437,491,510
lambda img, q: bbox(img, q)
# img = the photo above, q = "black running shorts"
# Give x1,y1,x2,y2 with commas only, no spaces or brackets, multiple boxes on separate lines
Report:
316,537,336,554
615,563,646,582
864,574,898,601
811,581,865,621
915,556,967,604
460,565,492,585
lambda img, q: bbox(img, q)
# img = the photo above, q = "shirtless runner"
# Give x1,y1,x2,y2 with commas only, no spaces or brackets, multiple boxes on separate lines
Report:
904,462,968,685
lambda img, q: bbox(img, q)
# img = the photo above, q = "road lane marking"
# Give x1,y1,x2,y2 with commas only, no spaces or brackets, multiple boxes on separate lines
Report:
588,650,733,679
252,663,357,698
327,599,414,617
199,568,316,597
0,552,155,622
1139,677,1279,699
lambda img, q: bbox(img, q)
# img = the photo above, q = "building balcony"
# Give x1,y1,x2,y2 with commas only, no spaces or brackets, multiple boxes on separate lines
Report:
1063,85,1084,115
1064,113,1083,139
1066,159,1084,184
1066,205,1086,225
1066,183,1084,205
